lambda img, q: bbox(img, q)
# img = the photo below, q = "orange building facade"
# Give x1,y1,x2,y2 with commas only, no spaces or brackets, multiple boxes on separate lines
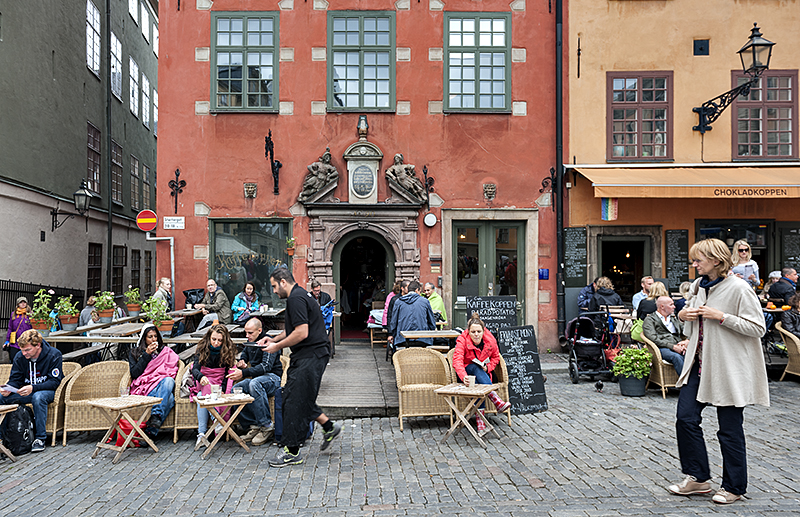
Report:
156,0,562,349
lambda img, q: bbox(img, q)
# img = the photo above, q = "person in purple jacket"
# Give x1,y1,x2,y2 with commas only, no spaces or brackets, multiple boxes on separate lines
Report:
4,296,32,362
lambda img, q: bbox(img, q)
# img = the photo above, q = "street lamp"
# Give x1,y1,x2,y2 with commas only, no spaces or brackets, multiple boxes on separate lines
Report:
693,23,775,134
51,180,94,231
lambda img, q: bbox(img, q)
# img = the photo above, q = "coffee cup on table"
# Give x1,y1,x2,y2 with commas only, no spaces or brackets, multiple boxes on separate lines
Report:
186,303,193,310
465,375,476,387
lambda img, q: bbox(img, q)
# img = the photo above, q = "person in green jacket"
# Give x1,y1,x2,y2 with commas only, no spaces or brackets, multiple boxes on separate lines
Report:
423,282,447,326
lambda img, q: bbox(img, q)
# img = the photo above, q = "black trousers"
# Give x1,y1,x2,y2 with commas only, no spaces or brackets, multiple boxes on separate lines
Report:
281,353,329,448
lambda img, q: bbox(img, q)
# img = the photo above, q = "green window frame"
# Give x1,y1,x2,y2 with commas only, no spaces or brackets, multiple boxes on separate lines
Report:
211,11,279,112
444,12,511,112
327,11,396,112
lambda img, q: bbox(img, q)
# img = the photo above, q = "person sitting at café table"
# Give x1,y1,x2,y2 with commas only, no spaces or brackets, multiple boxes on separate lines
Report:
767,267,798,306
759,271,781,301
387,280,436,349
423,282,448,326
152,277,174,312
195,279,232,331
232,282,260,323
4,296,32,362
128,323,180,438
642,296,687,375
779,294,800,340
452,313,511,432
228,317,282,446
636,281,670,321
0,329,64,453
189,324,237,448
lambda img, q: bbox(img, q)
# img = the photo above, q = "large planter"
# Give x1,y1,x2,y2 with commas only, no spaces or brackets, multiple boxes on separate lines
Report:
618,375,648,397
127,304,142,318
58,314,79,332
97,308,115,323
155,319,175,337
30,319,51,337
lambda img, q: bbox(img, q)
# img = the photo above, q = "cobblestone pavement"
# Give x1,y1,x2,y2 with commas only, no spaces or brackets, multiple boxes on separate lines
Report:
1,373,798,517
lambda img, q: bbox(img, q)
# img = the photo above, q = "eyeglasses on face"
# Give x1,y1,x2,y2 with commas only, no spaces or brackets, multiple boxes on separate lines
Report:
738,248,749,252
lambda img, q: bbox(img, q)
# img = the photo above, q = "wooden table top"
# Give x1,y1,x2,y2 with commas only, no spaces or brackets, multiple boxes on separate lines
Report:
401,330,460,339
195,393,254,408
88,395,162,410
254,308,285,317
169,308,203,318
93,322,146,337
49,315,140,337
435,383,499,397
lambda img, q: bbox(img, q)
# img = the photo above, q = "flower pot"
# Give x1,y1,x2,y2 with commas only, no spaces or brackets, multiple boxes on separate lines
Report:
286,247,295,256
59,314,80,332
30,318,51,337
155,319,175,337
97,308,115,323
127,303,142,318
618,375,648,397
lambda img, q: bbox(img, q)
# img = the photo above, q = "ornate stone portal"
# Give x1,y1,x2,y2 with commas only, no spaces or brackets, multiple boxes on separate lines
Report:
343,141,382,204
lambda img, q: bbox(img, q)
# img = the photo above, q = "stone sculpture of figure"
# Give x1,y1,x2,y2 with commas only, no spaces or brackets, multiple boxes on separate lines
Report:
299,147,339,202
385,153,425,202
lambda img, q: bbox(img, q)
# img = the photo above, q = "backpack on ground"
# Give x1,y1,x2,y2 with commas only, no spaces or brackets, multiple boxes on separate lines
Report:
2,406,35,456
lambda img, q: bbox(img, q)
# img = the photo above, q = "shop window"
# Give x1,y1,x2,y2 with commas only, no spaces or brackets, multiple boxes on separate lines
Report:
87,242,102,298
328,11,395,111
607,71,673,161
211,12,279,111
444,12,511,112
733,70,798,160
210,220,291,308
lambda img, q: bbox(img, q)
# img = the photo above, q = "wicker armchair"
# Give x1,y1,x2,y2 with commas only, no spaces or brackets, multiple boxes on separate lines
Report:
62,361,130,445
119,360,184,435
775,322,800,382
446,349,512,425
640,335,679,398
392,348,451,430
1,362,81,446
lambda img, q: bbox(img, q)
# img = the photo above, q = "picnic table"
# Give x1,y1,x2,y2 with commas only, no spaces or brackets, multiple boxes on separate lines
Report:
49,315,140,337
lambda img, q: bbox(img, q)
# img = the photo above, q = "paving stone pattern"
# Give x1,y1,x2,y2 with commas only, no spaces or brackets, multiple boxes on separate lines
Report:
1,373,798,516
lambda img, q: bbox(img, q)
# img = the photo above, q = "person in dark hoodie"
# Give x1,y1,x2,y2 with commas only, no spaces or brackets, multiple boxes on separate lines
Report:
388,280,437,348
588,276,624,329
0,329,64,452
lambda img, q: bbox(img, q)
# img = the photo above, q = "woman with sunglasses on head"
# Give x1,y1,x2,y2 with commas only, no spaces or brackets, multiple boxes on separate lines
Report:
730,240,759,289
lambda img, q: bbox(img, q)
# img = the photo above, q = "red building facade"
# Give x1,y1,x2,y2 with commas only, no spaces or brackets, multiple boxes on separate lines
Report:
157,0,560,349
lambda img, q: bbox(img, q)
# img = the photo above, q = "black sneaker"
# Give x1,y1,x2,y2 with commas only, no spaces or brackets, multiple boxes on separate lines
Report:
320,421,342,451
31,439,45,453
269,446,304,467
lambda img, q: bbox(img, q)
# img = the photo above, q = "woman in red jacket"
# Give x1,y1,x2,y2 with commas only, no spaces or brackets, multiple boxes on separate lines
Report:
452,313,511,431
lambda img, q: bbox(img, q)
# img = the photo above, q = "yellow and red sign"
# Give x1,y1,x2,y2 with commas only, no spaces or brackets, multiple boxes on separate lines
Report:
136,210,157,232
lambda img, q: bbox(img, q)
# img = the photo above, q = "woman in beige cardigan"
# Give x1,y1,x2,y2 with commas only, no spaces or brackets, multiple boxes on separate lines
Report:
667,238,768,505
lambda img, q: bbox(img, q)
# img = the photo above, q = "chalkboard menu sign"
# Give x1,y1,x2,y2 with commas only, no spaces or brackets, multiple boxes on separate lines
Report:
466,296,517,336
780,227,800,271
665,229,689,290
496,325,547,414
564,227,588,288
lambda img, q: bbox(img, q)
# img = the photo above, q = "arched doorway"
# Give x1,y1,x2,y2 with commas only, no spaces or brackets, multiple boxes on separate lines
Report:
333,231,396,334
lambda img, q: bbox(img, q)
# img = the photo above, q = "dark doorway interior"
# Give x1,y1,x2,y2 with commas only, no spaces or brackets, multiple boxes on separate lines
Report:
600,240,644,302
339,236,386,332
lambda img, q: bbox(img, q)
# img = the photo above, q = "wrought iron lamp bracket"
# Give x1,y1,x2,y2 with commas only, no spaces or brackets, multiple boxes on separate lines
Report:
168,169,186,214
693,75,759,134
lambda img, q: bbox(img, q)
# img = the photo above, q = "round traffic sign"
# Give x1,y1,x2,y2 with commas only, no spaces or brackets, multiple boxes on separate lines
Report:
136,210,158,232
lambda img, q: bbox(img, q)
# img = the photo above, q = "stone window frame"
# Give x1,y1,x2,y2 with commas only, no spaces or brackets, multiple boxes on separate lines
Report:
210,11,280,112
327,10,397,112
443,12,512,113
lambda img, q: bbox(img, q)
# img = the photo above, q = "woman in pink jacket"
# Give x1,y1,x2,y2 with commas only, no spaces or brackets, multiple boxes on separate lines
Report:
452,312,511,431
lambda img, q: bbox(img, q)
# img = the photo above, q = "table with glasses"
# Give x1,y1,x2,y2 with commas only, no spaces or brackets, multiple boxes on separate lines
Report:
194,393,254,459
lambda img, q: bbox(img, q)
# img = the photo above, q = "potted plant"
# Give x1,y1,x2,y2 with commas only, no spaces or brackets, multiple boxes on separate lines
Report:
286,236,296,256
142,296,174,335
94,290,116,323
612,347,653,397
30,289,55,336
124,285,142,317
54,294,80,331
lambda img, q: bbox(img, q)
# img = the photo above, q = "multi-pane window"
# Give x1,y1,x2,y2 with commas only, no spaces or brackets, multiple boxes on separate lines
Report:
131,250,141,290
211,12,279,111
129,0,138,24
142,166,151,209
734,71,797,159
129,57,139,116
328,11,395,111
144,250,153,295
87,243,103,299
112,245,127,294
444,13,511,111
140,3,150,42
131,155,140,210
153,90,158,136
607,72,673,160
87,123,101,193
153,26,159,57
111,141,123,204
110,32,122,100
86,0,101,75
142,75,151,128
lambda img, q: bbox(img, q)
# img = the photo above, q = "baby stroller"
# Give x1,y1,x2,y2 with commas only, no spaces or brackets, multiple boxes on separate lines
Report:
564,311,620,384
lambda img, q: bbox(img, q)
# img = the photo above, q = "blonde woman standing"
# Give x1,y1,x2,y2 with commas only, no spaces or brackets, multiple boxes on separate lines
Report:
730,240,759,289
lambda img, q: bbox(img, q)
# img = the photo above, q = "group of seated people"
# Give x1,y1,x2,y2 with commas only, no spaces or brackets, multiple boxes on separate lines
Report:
383,280,446,349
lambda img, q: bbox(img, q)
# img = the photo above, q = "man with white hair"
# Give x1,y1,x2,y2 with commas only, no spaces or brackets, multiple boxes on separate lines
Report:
642,296,687,375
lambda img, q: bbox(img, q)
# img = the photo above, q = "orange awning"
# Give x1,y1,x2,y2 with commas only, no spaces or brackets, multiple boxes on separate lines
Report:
574,167,800,198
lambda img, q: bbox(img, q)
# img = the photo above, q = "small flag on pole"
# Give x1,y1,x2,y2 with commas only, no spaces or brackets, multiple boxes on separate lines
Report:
601,198,618,221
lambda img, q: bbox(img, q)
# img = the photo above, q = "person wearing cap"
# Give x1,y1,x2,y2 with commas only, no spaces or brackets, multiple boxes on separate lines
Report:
4,296,32,362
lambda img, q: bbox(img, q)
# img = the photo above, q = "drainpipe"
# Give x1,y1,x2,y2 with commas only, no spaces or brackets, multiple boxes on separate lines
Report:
555,0,566,340
105,0,113,289
146,233,176,304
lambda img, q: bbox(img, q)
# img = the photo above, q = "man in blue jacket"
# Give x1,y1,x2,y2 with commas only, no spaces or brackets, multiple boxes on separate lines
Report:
388,280,436,348
0,329,64,452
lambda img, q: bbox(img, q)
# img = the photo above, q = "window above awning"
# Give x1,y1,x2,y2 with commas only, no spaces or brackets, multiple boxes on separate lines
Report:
573,167,800,198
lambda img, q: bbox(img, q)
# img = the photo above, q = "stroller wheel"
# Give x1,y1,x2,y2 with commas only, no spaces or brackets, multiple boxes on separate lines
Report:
569,361,579,384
